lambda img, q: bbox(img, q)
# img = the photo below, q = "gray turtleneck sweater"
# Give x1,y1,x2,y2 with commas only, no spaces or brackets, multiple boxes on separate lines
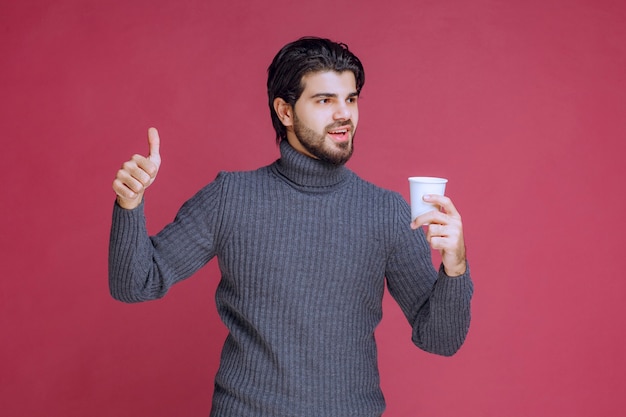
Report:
109,141,473,417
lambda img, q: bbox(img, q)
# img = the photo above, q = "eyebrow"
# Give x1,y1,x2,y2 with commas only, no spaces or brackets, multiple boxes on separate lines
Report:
309,92,359,99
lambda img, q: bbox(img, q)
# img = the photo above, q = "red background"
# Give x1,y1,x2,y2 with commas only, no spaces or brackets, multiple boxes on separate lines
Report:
2,0,625,416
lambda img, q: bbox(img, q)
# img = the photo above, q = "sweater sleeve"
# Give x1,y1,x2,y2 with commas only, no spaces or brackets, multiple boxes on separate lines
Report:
108,173,227,303
384,194,473,356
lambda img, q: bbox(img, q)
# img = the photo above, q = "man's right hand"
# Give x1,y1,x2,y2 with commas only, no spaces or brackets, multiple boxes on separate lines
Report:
112,127,162,210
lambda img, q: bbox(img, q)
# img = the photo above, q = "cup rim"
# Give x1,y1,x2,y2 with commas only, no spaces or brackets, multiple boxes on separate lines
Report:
408,176,448,183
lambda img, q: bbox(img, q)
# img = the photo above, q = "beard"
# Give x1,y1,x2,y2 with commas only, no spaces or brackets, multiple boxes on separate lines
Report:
292,112,355,166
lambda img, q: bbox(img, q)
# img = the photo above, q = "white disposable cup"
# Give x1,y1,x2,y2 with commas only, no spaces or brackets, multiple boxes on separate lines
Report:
408,177,448,220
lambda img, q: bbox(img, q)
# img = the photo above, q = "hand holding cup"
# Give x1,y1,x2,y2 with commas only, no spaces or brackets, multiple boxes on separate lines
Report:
409,177,467,277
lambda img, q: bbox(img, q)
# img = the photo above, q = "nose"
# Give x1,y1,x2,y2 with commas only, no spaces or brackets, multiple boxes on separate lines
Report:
333,102,352,121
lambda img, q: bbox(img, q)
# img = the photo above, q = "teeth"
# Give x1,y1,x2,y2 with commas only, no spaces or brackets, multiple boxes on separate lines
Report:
330,130,347,134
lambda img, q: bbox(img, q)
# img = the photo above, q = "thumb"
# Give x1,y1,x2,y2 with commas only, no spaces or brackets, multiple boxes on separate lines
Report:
147,127,161,166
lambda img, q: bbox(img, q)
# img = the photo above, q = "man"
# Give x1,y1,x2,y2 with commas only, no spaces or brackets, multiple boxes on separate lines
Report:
110,37,473,417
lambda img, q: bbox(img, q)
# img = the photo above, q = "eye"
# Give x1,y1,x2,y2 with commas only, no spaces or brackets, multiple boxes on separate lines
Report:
318,98,330,104
347,96,358,104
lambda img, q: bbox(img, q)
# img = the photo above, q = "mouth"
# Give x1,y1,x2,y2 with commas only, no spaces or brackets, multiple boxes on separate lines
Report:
327,125,352,142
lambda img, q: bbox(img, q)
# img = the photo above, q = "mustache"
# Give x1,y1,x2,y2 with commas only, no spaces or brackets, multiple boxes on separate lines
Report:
325,120,355,131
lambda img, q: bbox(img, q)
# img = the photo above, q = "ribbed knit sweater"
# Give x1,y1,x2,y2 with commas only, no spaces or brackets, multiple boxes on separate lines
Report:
109,140,473,417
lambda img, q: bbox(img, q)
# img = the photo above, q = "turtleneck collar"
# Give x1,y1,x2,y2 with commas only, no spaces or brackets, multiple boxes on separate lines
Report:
272,140,351,190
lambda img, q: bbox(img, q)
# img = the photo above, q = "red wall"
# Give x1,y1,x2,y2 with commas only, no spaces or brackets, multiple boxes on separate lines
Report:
2,0,625,415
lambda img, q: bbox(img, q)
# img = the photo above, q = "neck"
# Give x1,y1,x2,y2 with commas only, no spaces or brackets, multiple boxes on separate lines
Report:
273,140,350,190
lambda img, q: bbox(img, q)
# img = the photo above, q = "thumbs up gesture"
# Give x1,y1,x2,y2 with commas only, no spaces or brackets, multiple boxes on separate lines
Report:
112,127,162,210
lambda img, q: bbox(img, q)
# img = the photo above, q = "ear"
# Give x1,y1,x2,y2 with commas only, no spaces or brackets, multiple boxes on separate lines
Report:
273,98,293,127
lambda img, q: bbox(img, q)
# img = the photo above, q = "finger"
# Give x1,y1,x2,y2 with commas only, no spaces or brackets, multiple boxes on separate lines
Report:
129,155,158,182
113,179,135,199
425,224,444,246
428,236,447,250
112,176,144,210
427,223,448,237
410,209,445,229
116,165,148,193
423,194,460,218
147,127,161,166
429,222,465,250
113,175,142,199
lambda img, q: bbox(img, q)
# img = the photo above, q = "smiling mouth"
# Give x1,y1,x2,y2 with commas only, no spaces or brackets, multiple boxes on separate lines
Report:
327,126,351,142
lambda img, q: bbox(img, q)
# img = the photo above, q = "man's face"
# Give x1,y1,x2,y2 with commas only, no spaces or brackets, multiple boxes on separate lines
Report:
287,71,359,165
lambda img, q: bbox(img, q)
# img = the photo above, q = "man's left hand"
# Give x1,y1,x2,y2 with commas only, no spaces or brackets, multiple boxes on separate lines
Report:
411,195,467,277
